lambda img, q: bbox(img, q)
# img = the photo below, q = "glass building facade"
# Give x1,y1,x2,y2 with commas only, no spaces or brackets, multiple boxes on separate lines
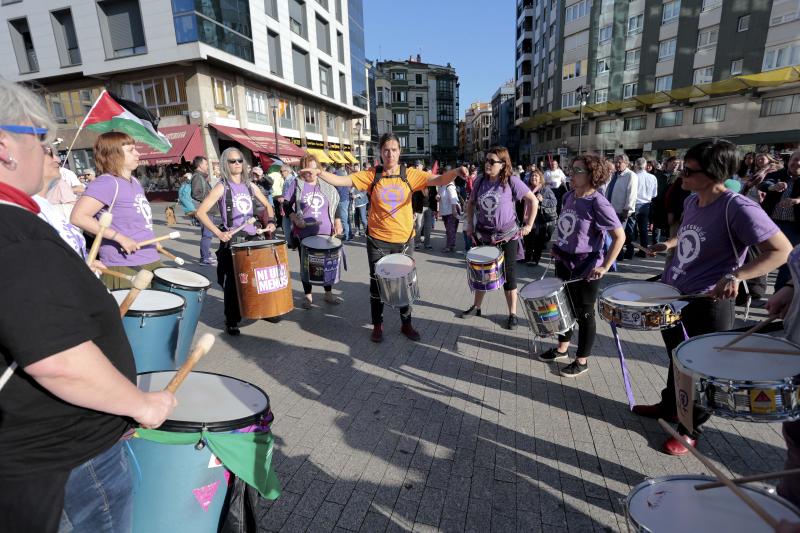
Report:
347,0,367,110
171,0,254,62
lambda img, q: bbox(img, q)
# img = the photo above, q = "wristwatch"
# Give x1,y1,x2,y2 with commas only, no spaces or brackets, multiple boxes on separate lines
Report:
723,273,740,284
267,218,277,224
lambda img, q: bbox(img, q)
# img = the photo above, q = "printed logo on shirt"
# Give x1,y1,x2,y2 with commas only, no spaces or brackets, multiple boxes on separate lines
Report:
379,184,405,212
303,191,326,218
134,193,153,230
668,224,705,280
61,221,87,259
233,192,253,216
478,189,501,219
556,210,578,247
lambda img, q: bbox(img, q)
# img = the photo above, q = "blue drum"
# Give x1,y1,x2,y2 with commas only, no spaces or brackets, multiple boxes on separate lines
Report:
112,289,185,373
151,268,211,367
129,371,274,533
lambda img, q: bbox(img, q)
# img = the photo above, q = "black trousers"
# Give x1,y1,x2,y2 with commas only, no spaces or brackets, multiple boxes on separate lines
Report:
367,236,413,325
297,246,332,295
555,261,600,358
475,237,518,291
216,235,264,326
659,297,735,438
530,223,554,264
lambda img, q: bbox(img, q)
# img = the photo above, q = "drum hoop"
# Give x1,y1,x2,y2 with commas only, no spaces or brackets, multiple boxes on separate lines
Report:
301,236,342,251
139,371,272,432
231,240,285,250
111,289,186,317
675,332,800,376
519,279,563,298
375,253,414,266
153,270,212,291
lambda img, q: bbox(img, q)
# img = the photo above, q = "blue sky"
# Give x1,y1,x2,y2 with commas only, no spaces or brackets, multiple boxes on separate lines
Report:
363,0,516,118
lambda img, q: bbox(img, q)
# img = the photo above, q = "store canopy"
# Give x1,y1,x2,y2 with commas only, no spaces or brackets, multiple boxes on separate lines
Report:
328,151,348,164
209,124,305,164
136,125,205,165
342,151,358,164
307,148,333,164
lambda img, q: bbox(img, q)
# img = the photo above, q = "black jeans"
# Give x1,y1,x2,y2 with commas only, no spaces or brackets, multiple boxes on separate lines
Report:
634,203,651,249
367,236,413,325
297,247,332,295
216,234,263,326
620,214,635,259
659,297,735,438
530,223,554,264
555,261,600,358
475,237,519,291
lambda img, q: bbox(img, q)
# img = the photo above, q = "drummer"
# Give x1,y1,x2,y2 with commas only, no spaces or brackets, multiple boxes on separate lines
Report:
302,133,468,343
536,154,625,377
195,147,277,336
635,139,791,455
283,152,343,309
459,146,538,329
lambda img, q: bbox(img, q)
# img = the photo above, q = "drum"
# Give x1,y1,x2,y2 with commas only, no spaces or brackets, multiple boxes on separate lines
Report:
519,278,576,336
374,254,419,308
300,235,342,286
675,332,800,422
112,289,185,373
465,246,505,291
231,239,293,319
151,268,211,367
598,281,682,330
129,371,274,533
625,474,800,532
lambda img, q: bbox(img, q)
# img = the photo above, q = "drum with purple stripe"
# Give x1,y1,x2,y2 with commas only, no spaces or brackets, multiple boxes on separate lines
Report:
466,246,505,291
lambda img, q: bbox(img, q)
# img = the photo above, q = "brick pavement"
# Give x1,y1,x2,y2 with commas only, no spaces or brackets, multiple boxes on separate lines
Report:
155,208,788,532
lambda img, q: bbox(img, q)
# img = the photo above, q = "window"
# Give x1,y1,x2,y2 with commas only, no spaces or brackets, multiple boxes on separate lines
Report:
697,26,718,48
561,91,578,108
625,48,640,70
694,104,726,123
624,115,646,131
771,12,800,27
315,15,330,54
628,14,643,35
738,14,750,32
763,42,800,71
292,46,311,88
623,82,638,99
655,75,673,91
8,18,38,73
595,88,608,103
265,0,278,19
97,0,147,58
393,91,407,103
278,98,296,128
398,135,408,148
414,95,422,106
701,0,721,11
415,114,424,127
662,1,680,24
171,0,254,62
316,0,328,9
596,119,615,134
570,122,589,136
565,0,592,23
760,93,800,117
394,112,407,125
562,59,587,80
304,105,319,133
598,24,612,43
336,31,344,63
245,87,269,124
335,0,342,23
416,137,425,151
119,75,188,116
267,31,283,76
656,110,683,127
289,0,307,38
45,88,103,126
659,38,676,60
693,66,714,84
392,71,406,80
319,61,332,96
415,74,423,85
50,9,81,66
326,113,336,135
213,78,235,110
731,59,743,76
596,57,610,75
339,73,346,103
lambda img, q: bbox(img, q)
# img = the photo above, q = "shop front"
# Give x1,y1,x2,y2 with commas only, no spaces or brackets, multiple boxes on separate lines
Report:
210,124,305,169
135,124,207,201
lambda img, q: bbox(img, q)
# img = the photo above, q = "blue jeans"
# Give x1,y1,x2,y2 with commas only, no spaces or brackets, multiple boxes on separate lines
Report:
338,200,351,240
200,216,217,262
353,204,368,234
59,441,133,533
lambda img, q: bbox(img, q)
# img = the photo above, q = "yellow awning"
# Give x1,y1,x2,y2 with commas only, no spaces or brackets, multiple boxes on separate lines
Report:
633,92,671,106
697,78,748,94
739,66,800,87
327,150,347,164
342,151,359,164
307,148,333,164
665,86,707,100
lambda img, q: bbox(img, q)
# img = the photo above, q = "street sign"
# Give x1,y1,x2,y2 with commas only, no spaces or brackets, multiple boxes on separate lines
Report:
557,147,568,156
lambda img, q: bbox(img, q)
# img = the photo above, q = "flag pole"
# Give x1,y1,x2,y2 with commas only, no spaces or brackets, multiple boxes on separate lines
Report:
61,89,108,168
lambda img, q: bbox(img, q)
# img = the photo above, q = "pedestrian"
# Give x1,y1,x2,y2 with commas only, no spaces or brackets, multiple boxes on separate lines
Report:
649,157,672,243
438,173,460,252
528,168,557,265
177,172,198,225
190,155,217,265
605,154,638,261
544,159,567,212
460,167,476,253
412,185,425,249
742,151,783,203
422,181,438,249
352,172,369,237
80,167,96,184
632,157,658,256
45,160,84,219
761,149,800,290
279,165,296,246
336,174,352,241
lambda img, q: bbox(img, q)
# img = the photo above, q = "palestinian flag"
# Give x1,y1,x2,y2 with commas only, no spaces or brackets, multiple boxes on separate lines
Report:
84,90,172,153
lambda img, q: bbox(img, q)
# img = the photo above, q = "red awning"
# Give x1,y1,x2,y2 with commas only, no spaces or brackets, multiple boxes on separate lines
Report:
136,125,205,165
209,124,304,165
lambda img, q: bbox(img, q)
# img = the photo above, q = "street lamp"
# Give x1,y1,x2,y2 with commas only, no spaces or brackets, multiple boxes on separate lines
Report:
577,85,591,155
270,95,280,161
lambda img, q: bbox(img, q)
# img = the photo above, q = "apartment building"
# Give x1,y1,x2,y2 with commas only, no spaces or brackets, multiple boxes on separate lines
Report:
464,102,492,163
515,0,800,163
1,0,367,174
491,80,520,160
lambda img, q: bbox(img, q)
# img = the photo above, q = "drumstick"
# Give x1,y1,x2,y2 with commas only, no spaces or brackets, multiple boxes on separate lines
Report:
712,345,800,356
164,333,215,394
717,316,777,350
624,294,713,302
86,212,112,266
657,419,779,529
137,231,181,247
156,244,185,266
695,468,800,491
96,267,134,283
228,217,257,238
118,270,153,317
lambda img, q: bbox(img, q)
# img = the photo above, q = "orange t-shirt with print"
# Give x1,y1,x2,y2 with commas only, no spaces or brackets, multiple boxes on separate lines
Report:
351,166,430,243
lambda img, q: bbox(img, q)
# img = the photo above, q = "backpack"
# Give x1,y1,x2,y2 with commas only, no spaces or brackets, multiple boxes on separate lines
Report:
368,164,412,199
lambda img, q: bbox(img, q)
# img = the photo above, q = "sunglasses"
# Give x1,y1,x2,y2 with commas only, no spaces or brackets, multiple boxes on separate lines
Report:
682,167,704,177
228,159,244,164
0,124,49,142
485,159,503,166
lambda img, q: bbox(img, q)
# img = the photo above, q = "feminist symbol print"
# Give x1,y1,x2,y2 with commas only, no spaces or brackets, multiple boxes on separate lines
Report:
379,184,405,212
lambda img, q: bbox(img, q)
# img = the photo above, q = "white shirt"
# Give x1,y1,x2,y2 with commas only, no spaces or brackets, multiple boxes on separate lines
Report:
635,170,658,207
606,168,638,215
33,195,88,259
544,168,566,189
437,183,459,216
60,167,81,188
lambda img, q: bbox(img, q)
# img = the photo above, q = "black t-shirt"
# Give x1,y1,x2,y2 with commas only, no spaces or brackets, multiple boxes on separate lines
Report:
0,205,136,479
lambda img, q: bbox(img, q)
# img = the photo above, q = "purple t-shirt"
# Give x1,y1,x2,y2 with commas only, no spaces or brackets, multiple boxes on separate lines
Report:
555,191,620,256
217,180,256,236
83,174,159,266
662,191,779,294
470,174,530,235
295,181,333,240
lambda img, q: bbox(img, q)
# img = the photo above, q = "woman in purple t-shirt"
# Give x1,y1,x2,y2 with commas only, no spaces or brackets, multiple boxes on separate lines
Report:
195,148,276,336
283,153,343,309
459,146,538,330
72,132,161,289
537,154,624,377
634,140,792,456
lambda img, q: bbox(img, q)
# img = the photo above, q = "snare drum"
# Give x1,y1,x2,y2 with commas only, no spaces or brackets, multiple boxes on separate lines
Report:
112,289,185,373
465,246,505,291
231,239,293,319
151,268,211,367
374,254,419,308
625,474,800,532
675,332,800,422
519,278,576,336
129,371,277,533
300,235,342,286
598,281,682,330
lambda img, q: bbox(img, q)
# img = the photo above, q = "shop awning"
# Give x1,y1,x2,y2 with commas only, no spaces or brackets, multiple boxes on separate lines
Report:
307,148,333,164
136,125,205,165
342,151,358,164
209,124,305,164
328,151,347,164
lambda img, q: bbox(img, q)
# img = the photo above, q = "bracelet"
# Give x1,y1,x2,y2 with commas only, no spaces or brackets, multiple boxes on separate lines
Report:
267,218,277,224
110,230,118,240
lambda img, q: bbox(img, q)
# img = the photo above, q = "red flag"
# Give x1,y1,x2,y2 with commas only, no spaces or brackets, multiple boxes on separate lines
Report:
431,160,439,175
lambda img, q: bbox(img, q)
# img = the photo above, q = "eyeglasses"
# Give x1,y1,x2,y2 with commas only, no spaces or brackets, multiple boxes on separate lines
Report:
682,167,704,177
485,159,503,166
228,159,244,164
571,167,587,174
0,124,49,142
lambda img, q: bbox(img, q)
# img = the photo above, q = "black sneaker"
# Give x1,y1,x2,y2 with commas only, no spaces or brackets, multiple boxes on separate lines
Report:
459,305,481,318
538,348,569,362
226,325,240,336
560,360,588,377
506,315,518,330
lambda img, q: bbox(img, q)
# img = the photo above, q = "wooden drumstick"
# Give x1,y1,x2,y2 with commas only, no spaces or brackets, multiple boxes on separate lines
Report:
164,333,215,394
156,244,185,266
717,316,777,350
96,267,134,283
228,217,257,238
695,467,800,491
86,212,112,266
657,419,778,529
118,270,153,317
137,231,181,247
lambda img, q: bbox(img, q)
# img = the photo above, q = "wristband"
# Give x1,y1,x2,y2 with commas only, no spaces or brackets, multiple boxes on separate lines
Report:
267,218,277,224
110,230,118,240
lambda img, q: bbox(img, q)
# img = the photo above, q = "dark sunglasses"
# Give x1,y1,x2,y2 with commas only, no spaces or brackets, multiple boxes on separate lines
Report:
682,167,704,177
485,158,503,166
228,158,244,164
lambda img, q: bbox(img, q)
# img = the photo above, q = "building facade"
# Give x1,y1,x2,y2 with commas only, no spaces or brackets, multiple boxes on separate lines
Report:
491,80,520,160
515,0,800,163
1,0,367,175
464,102,492,163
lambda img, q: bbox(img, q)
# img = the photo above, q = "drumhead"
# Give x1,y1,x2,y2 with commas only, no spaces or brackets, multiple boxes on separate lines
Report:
375,254,414,278
520,278,563,298
601,281,680,306
137,371,270,432
153,267,211,290
676,333,800,381
112,289,185,316
231,239,285,250
302,235,342,250
627,475,800,530
466,246,501,264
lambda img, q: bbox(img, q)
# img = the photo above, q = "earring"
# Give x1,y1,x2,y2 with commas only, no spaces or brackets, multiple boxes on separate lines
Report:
2,155,17,171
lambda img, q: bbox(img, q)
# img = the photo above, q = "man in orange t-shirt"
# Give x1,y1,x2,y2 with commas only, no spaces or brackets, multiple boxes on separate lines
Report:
304,133,467,342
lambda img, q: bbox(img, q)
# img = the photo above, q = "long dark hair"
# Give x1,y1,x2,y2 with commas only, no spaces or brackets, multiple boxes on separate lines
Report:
379,132,401,150
485,146,513,187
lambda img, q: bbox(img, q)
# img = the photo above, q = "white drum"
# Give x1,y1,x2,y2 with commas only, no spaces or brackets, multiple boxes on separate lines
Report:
465,246,505,292
598,281,683,330
519,278,576,336
374,254,419,308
